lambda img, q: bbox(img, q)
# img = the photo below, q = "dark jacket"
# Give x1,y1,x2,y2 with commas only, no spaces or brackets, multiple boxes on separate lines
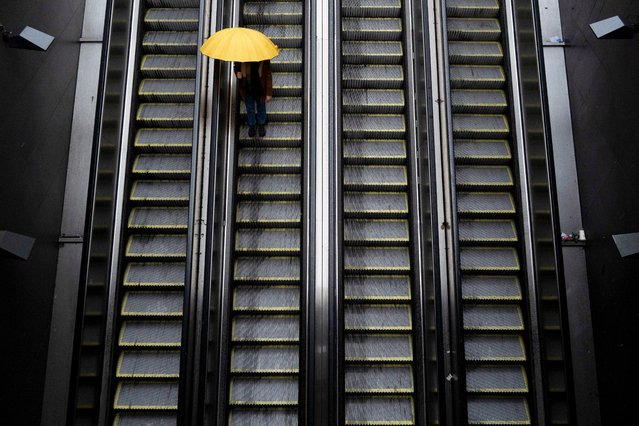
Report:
233,60,273,102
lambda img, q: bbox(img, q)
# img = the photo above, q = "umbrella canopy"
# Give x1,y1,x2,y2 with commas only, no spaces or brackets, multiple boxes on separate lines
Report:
200,27,279,62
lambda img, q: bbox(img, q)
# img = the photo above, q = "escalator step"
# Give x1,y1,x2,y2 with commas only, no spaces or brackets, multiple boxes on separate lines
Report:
114,413,177,425
343,114,406,139
344,139,406,164
272,48,303,72
239,122,302,146
342,65,404,89
451,90,507,113
454,139,510,162
344,165,407,190
463,305,524,331
147,0,200,7
141,55,196,78
342,41,403,64
467,397,531,425
229,377,298,406
246,25,303,48
126,235,186,258
231,345,299,373
121,291,183,316
229,409,298,425
137,103,194,127
144,8,199,31
449,41,503,65
345,275,411,301
124,263,185,287
235,229,301,254
345,305,411,331
344,191,408,217
458,219,517,243
117,351,180,377
345,334,413,362
457,192,515,216
236,201,301,226
240,97,302,121
447,0,500,19
113,382,178,409
129,207,188,230
345,365,413,393
272,72,303,96
343,89,405,113
232,315,299,342
139,79,195,102
462,275,522,300
237,174,301,199
234,285,300,312
342,0,401,18
466,366,528,393
447,18,501,41
460,247,519,271
344,219,409,244
456,165,513,189
452,114,509,138
450,65,505,89
132,154,191,177
119,321,182,346
345,396,415,425
142,31,197,54
238,148,302,172
135,128,193,152
465,335,526,361
234,256,300,283
342,18,402,41
244,2,303,25
344,247,410,272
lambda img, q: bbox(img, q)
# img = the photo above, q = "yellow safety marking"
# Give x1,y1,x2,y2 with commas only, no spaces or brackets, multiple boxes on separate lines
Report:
346,306,412,331
460,218,517,241
125,237,185,258
456,167,513,187
118,322,181,347
463,247,520,270
229,377,298,405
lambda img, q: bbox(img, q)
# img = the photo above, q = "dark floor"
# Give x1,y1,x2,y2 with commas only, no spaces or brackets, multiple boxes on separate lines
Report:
560,1,639,424
0,1,85,424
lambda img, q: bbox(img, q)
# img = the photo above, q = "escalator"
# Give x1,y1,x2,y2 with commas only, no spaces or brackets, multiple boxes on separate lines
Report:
445,0,532,423
221,0,305,423
340,0,422,424
108,0,199,423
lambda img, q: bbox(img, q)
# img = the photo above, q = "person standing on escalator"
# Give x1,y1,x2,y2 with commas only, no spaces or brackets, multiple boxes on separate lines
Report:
234,60,273,137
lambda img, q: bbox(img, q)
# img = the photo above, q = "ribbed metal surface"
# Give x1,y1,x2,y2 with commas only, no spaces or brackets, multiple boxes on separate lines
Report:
341,1,418,423
105,0,198,420
226,2,304,422
446,0,531,422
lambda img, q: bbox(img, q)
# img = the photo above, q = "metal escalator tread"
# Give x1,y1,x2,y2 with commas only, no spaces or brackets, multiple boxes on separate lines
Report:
446,0,532,423
341,1,418,424
109,0,199,420
225,1,304,421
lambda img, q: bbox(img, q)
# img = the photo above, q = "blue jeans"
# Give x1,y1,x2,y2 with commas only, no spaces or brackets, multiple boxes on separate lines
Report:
245,92,267,126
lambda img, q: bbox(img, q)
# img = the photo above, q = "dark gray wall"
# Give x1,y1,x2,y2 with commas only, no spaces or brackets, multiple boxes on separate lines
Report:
559,1,639,424
0,0,85,424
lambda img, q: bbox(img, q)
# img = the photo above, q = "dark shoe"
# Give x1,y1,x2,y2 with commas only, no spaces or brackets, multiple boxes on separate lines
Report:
248,125,256,137
258,124,266,137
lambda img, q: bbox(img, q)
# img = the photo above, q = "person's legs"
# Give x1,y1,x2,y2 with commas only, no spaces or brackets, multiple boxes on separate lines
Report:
256,97,267,136
256,98,267,126
245,92,257,127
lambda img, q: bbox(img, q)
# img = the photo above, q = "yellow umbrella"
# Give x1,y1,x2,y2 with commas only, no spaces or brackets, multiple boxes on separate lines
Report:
200,27,279,62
